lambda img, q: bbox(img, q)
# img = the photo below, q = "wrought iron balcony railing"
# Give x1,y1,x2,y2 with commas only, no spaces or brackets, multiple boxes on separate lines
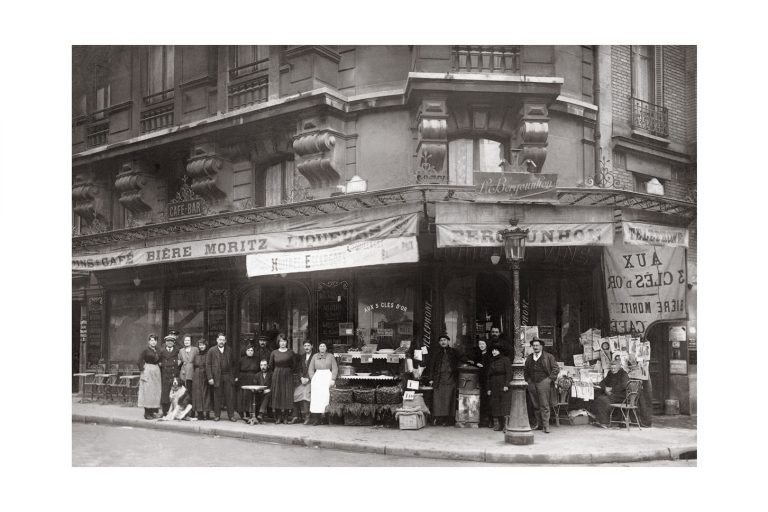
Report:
631,96,669,138
451,46,520,74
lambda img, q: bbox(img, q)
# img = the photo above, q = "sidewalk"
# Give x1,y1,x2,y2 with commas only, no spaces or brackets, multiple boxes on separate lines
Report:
72,398,696,465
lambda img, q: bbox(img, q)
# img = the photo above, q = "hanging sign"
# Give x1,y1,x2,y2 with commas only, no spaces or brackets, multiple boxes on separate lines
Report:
623,222,689,248
603,245,687,335
73,212,419,271
246,236,419,277
437,222,613,248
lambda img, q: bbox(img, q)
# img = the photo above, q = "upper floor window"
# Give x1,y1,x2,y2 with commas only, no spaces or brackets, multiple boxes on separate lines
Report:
631,45,668,138
230,45,269,79
146,45,175,102
448,138,506,185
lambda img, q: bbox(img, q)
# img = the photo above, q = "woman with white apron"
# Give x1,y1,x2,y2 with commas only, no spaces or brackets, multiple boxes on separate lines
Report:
307,342,339,425
137,334,162,419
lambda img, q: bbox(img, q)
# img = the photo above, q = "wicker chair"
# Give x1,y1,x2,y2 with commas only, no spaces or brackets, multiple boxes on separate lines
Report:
608,379,643,430
552,376,573,426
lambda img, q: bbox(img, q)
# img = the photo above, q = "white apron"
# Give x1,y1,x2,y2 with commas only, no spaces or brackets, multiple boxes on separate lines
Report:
309,369,332,413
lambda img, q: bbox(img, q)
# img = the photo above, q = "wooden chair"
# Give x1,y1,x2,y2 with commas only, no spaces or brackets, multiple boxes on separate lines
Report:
608,379,643,430
552,376,573,426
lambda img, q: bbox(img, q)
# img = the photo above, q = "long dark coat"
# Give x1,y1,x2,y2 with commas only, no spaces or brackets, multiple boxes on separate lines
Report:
487,354,513,416
426,346,460,417
158,346,180,405
191,348,212,412
205,344,236,387
235,355,260,412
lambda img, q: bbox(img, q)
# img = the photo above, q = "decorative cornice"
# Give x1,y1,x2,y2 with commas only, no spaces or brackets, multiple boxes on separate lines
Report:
115,163,152,214
284,45,341,63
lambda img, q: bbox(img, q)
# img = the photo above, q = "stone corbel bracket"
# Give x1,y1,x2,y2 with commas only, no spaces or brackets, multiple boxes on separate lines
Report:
518,101,550,172
72,181,100,222
115,163,153,214
415,98,448,174
293,130,343,189
186,144,228,202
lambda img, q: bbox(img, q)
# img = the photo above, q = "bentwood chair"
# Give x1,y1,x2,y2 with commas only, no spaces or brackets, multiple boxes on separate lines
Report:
552,376,573,426
608,380,643,430
81,373,98,402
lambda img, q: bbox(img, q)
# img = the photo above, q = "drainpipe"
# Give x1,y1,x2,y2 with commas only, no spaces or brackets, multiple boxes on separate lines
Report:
593,45,601,181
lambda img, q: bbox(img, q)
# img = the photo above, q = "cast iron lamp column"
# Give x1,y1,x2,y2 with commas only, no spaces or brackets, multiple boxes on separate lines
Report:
500,224,534,445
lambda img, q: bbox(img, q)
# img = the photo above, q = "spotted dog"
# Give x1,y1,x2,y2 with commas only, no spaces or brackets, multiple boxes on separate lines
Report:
160,378,196,421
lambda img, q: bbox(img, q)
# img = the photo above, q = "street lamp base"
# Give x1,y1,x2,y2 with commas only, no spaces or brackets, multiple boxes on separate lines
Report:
504,430,534,445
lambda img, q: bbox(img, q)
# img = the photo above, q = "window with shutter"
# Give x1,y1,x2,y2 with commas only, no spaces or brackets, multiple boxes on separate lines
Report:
630,45,668,138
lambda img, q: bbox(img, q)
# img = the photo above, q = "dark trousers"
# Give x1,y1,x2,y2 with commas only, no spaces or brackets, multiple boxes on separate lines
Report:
293,400,309,419
213,372,235,419
527,377,552,426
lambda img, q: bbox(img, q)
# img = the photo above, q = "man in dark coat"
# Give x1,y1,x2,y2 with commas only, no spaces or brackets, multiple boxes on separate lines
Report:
254,335,273,366
206,333,237,422
291,341,314,424
158,335,180,416
523,337,560,433
427,333,459,426
489,327,515,360
253,359,273,423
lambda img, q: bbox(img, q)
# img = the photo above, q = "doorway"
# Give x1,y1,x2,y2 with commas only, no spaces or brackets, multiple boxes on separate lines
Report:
475,272,511,342
239,281,310,353
645,322,669,414
72,301,81,392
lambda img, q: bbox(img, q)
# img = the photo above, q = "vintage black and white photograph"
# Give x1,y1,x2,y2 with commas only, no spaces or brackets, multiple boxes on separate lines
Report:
69,43,698,468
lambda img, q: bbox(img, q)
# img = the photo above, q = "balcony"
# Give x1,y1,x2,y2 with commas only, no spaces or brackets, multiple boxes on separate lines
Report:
228,75,268,110
86,117,109,148
631,97,669,138
140,103,174,133
229,57,269,81
451,46,520,74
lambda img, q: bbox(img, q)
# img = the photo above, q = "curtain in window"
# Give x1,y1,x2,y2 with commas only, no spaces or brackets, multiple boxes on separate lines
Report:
265,162,284,206
443,275,474,351
448,139,473,185
632,45,654,103
148,46,174,95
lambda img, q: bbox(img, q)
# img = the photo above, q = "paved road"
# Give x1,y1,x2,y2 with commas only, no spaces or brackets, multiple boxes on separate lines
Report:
72,423,695,467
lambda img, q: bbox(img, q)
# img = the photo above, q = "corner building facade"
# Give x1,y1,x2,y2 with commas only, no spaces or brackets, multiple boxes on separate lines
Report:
72,45,696,415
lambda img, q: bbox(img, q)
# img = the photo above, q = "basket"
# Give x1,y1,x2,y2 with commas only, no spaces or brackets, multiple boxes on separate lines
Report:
329,387,354,404
375,385,403,405
353,388,376,404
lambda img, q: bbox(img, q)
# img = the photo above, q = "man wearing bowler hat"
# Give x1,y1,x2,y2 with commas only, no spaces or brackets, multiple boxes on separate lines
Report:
524,337,559,433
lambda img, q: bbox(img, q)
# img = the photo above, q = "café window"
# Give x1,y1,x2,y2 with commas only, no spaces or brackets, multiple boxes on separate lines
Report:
107,290,162,363
443,274,475,353
167,287,205,341
356,274,415,351
240,283,310,352
448,138,506,185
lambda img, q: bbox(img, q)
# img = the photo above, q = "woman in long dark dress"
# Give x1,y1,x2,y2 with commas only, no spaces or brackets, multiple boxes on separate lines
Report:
268,334,296,424
486,344,513,431
191,338,212,420
466,338,493,427
427,333,459,426
137,334,162,420
235,345,260,421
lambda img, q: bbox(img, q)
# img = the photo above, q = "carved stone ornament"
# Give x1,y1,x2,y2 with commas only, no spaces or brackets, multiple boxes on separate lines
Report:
415,98,448,176
517,102,550,173
115,163,153,214
293,131,342,188
72,181,100,222
186,149,227,202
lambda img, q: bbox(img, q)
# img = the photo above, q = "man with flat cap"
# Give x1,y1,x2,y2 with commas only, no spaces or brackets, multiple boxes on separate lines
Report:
427,332,459,426
158,334,180,416
254,334,273,365
524,337,559,433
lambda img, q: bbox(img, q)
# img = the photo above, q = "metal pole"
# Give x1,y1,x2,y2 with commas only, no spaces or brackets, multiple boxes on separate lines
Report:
504,259,534,444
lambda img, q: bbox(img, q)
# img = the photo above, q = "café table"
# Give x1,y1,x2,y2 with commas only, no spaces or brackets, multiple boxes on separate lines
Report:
73,373,95,403
119,374,141,403
240,385,267,425
94,374,117,401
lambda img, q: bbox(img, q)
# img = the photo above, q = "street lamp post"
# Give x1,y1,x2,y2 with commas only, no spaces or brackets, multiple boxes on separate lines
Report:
500,223,534,445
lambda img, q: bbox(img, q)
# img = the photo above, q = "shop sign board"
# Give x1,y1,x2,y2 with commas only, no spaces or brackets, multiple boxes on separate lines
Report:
437,222,613,248
623,222,689,248
602,245,687,335
669,325,687,342
246,236,419,277
168,198,204,219
471,172,558,200
670,359,688,375
72,212,419,271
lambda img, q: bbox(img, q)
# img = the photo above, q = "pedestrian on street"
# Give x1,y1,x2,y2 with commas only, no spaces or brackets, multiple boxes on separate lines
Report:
524,338,559,433
191,338,212,420
290,341,314,424
235,345,260,422
592,361,630,428
487,344,513,431
137,334,162,419
427,332,459,426
268,334,296,424
159,334,180,416
206,333,237,422
178,335,198,393
307,341,338,425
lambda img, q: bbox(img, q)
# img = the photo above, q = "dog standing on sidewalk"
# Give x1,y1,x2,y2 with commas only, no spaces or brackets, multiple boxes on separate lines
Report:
160,378,196,421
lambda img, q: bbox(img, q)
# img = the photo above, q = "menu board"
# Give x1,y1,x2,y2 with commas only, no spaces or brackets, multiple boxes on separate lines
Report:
317,281,349,347
87,296,103,365
207,289,228,344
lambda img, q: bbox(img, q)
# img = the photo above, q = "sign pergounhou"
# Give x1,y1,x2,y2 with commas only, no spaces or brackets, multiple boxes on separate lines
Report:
471,172,558,200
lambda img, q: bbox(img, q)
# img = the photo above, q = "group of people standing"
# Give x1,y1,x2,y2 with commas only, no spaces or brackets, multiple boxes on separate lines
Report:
137,331,338,425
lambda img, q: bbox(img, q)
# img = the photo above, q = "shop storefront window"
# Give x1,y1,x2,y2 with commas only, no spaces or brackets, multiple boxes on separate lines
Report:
356,275,415,351
108,290,162,363
240,282,309,352
168,287,205,340
443,275,475,353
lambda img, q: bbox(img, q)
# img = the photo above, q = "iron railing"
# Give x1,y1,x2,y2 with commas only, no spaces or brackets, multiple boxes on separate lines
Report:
451,46,520,74
631,96,669,138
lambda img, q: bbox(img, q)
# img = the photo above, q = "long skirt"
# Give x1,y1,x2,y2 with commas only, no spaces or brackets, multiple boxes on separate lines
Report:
432,382,456,417
488,375,512,416
237,372,259,412
293,381,311,403
191,367,212,412
271,367,294,410
138,363,161,408
309,369,332,413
